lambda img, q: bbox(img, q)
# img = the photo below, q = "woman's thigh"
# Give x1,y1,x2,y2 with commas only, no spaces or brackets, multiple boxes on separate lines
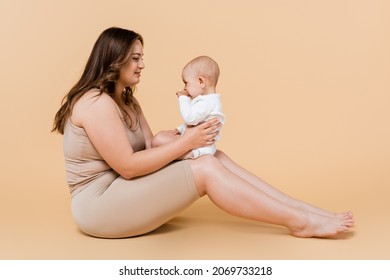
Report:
71,160,199,238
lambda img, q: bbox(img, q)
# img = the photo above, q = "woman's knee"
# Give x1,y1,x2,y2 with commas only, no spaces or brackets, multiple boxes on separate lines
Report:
189,155,223,196
214,149,226,159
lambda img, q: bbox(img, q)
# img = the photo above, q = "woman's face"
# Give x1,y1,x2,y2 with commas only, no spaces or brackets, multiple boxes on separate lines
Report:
118,39,145,88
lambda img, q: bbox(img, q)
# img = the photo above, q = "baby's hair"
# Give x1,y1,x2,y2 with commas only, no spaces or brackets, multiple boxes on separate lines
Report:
183,56,220,86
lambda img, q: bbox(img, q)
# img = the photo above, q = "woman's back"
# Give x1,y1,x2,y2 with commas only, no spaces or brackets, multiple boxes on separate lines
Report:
63,92,146,196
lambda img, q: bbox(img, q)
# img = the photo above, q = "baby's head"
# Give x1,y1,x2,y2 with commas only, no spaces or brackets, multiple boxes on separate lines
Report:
181,56,220,98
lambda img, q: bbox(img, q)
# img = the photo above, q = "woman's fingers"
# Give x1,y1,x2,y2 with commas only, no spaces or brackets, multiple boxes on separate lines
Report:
206,121,221,138
201,118,221,132
184,118,221,148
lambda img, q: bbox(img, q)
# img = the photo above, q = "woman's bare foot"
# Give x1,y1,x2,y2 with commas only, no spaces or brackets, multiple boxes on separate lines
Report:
288,210,354,238
287,197,353,220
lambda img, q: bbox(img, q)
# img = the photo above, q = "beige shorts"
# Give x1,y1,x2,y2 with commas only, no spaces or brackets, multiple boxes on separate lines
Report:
71,160,199,238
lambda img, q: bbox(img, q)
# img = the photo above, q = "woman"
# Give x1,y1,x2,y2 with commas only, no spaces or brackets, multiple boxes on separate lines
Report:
52,27,354,238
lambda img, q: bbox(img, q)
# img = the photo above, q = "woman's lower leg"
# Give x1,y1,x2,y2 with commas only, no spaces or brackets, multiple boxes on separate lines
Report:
214,150,353,219
190,156,353,238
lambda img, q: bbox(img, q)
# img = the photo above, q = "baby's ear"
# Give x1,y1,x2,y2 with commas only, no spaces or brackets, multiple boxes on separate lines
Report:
198,76,206,87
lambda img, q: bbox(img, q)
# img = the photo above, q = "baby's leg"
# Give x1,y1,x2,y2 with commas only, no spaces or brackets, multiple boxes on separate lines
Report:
191,144,217,159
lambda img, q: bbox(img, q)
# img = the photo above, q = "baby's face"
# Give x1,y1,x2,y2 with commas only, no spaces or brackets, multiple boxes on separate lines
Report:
181,69,204,99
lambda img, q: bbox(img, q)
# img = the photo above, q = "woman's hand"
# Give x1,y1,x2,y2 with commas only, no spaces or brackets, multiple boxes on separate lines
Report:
181,118,221,149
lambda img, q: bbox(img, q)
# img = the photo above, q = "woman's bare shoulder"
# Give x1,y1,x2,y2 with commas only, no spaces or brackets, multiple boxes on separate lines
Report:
71,91,117,127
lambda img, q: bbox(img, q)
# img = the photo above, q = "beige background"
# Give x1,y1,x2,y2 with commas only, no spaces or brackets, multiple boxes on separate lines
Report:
0,0,389,259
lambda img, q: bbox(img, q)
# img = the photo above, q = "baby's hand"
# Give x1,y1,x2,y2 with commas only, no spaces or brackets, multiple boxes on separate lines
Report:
176,90,189,97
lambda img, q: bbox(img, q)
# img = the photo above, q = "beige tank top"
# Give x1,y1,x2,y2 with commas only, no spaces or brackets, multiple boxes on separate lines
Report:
63,115,145,195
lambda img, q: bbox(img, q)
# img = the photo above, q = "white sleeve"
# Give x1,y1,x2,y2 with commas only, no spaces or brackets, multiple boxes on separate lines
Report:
178,96,211,125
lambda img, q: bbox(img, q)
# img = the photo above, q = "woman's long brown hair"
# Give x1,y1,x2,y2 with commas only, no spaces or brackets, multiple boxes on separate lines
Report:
52,27,143,134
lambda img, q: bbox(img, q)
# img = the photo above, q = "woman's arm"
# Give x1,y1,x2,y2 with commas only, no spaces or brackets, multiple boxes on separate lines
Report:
75,93,218,179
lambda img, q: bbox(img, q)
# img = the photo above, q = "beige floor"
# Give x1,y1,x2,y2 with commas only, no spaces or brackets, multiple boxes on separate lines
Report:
1,159,389,260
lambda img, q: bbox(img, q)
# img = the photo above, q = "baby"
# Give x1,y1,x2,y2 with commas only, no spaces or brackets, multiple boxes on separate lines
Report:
152,55,225,159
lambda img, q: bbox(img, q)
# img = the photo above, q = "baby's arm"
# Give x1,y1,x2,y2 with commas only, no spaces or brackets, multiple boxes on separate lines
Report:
178,96,211,126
